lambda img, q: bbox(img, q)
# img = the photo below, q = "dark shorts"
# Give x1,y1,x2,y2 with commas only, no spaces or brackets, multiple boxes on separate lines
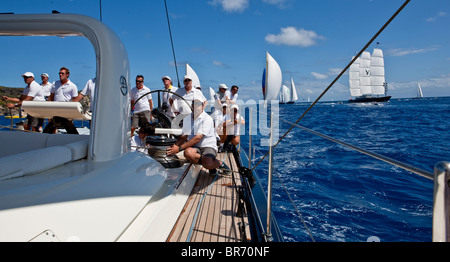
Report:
25,115,44,128
131,111,151,128
193,147,217,159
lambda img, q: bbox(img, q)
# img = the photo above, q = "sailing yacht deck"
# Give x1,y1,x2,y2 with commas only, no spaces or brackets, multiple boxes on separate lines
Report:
167,152,251,242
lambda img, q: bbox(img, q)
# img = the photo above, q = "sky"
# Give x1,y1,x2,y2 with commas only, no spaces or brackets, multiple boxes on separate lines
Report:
0,0,449,102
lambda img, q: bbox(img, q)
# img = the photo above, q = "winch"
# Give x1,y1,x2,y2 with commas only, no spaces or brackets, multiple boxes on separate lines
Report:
146,136,182,168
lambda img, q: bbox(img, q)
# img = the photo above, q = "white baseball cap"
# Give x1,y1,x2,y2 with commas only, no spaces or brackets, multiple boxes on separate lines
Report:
22,72,34,78
41,73,49,78
184,75,192,81
161,76,171,81
219,83,228,89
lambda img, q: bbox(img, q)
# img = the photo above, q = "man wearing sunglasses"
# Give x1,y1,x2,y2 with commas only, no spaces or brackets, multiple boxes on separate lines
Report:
167,93,230,175
130,75,153,135
170,75,206,116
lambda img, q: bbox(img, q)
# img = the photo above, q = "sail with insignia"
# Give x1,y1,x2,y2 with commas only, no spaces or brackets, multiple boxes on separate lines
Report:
348,48,391,103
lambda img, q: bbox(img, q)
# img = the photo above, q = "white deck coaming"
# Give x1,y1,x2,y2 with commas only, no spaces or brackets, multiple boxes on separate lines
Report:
117,163,201,242
0,152,167,242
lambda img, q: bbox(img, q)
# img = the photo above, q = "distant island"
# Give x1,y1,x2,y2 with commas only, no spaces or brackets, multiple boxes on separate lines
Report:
0,86,24,116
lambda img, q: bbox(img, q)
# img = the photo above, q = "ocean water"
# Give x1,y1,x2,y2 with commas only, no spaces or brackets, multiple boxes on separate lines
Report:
239,97,450,242
1,97,448,242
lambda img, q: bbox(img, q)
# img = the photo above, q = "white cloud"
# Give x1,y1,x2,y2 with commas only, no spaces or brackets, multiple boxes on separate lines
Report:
426,11,447,22
262,0,292,9
265,27,324,47
311,68,342,80
387,47,438,57
212,60,224,66
311,72,328,80
208,0,249,13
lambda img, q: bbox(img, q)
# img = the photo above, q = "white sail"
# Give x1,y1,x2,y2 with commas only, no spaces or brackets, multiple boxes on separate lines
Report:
290,77,298,102
349,56,362,97
417,82,423,98
280,85,289,103
370,48,385,95
186,63,201,89
359,51,372,95
265,52,282,102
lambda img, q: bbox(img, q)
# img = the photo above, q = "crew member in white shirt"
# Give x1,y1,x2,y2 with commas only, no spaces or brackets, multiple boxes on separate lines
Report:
130,122,156,154
161,75,178,118
130,75,153,135
221,104,245,151
170,75,206,116
40,73,52,100
44,67,79,134
166,93,231,175
3,72,45,131
228,85,239,103
214,83,230,107
73,77,96,112
48,67,78,102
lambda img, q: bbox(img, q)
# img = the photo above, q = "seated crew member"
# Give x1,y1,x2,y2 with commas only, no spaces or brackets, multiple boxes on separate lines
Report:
221,104,245,151
131,122,156,154
166,93,230,175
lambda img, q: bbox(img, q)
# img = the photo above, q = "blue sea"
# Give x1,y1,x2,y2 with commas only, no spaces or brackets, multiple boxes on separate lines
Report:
239,97,450,242
1,97,449,242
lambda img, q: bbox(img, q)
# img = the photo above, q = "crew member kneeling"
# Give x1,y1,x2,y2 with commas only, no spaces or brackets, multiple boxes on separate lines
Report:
166,93,230,175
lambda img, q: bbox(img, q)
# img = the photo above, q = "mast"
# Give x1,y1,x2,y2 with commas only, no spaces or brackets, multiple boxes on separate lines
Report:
164,0,181,88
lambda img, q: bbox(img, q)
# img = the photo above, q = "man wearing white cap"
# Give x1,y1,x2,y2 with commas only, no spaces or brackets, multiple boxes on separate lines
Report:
2,72,45,131
161,75,177,118
170,75,206,116
40,73,52,100
214,83,230,107
167,92,231,175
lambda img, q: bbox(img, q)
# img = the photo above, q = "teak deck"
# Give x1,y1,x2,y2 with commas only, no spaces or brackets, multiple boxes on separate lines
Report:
167,152,251,242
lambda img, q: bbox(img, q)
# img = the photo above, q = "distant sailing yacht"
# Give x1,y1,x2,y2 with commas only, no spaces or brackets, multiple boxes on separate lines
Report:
279,85,289,104
414,82,424,99
286,77,299,104
349,48,391,103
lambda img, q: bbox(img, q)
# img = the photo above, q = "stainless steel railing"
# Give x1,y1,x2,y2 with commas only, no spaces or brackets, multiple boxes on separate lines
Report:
247,110,447,242
433,161,450,242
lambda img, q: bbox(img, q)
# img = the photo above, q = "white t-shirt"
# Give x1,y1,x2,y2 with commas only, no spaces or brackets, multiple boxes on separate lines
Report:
131,85,152,113
214,90,229,103
40,82,52,97
162,85,178,117
51,80,78,102
23,81,45,101
223,113,244,135
182,111,217,150
81,78,96,99
81,78,96,111
173,87,206,114
130,135,148,154
229,92,238,102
